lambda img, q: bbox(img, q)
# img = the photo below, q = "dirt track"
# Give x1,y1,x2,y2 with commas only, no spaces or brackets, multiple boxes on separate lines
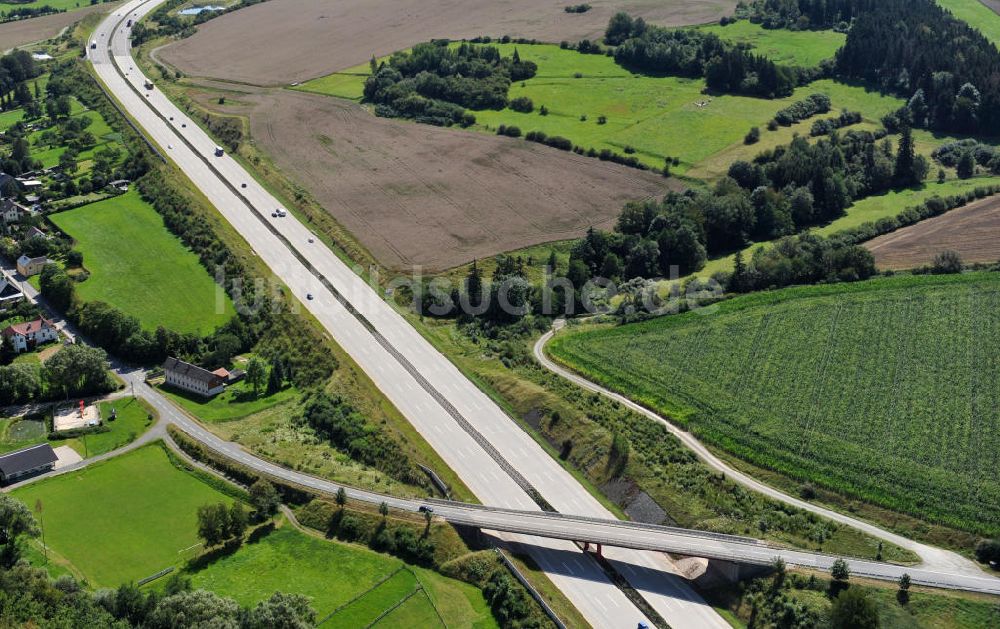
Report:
0,3,120,52
865,195,1000,269
160,0,737,85
199,86,672,270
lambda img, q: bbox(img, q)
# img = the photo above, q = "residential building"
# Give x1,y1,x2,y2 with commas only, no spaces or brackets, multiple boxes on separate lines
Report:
0,444,57,484
16,254,47,277
25,226,47,241
0,273,23,311
2,318,59,353
163,357,227,397
0,198,28,223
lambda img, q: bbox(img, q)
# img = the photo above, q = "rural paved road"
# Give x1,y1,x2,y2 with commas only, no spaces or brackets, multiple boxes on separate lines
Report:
83,0,1000,623
90,2,727,626
534,328,989,578
10,371,1000,598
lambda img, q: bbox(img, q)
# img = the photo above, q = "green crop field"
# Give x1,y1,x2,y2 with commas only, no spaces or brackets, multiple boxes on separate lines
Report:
301,44,903,175
12,444,237,587
190,524,496,627
49,189,234,334
698,20,846,67
550,273,1000,535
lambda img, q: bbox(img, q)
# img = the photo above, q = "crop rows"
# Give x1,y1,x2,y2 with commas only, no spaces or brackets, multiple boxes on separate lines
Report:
550,274,1000,535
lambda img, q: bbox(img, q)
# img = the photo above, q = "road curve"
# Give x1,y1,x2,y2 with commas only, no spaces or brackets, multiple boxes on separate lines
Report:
534,328,988,578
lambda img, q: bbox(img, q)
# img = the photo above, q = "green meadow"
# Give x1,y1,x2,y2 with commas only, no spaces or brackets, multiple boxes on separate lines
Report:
698,19,846,67
299,43,903,175
189,524,497,627
12,444,236,587
50,189,234,334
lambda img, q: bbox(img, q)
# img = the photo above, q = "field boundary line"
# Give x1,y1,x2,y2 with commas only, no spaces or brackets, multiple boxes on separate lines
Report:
316,565,409,626
364,583,424,629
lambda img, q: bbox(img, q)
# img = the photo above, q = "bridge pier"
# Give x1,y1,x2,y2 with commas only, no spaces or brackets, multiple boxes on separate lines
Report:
580,542,603,557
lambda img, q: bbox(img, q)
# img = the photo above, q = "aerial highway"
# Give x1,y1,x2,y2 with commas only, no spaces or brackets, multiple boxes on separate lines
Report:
90,1,725,626
86,1,1000,625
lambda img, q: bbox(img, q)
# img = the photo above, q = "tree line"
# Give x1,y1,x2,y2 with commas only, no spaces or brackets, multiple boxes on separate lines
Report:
364,41,537,127
837,0,1000,136
734,0,874,31
300,392,421,486
606,12,813,98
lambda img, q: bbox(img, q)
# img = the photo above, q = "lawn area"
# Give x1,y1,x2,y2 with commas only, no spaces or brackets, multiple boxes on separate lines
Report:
302,43,904,176
0,399,154,459
189,523,496,627
0,416,46,454
549,272,1000,535
161,381,299,423
698,20,846,67
938,0,1000,45
11,444,237,587
49,189,234,334
51,399,156,458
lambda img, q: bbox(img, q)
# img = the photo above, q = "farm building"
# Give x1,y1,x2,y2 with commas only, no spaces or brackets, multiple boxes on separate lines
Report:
212,366,246,384
0,444,57,484
0,273,24,311
163,357,226,397
3,318,59,353
16,254,48,277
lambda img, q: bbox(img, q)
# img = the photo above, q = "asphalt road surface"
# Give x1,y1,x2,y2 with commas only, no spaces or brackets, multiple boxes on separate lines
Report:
86,1,1000,623
91,1,726,626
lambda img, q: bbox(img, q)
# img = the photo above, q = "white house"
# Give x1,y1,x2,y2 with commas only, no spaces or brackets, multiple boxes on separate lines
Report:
0,273,23,311
0,198,28,223
163,357,227,397
16,255,47,277
2,318,58,353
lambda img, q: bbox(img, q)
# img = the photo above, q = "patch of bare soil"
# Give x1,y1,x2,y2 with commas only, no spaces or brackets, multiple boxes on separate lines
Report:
981,0,1000,17
865,195,1000,269
195,85,673,271
160,0,738,85
0,3,120,52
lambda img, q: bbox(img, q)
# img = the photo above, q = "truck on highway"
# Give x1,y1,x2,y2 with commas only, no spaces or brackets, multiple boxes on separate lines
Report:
90,41,97,50
143,80,154,90
214,146,225,157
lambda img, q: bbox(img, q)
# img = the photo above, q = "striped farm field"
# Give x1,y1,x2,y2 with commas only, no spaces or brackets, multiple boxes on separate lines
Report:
549,272,1000,535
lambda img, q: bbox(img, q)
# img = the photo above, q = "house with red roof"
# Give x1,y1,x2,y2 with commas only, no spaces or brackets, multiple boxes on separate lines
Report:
2,318,58,354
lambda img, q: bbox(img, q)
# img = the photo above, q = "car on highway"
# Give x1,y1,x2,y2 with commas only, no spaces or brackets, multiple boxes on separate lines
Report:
214,146,225,157
418,505,434,513
306,293,314,300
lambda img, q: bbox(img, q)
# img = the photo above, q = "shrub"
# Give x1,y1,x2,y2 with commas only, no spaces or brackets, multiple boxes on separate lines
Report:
509,96,533,113
931,249,963,274
744,126,761,144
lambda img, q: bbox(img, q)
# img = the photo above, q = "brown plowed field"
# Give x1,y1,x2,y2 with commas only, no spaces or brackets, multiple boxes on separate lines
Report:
0,3,121,52
160,0,738,85
196,86,672,271
865,195,1000,269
